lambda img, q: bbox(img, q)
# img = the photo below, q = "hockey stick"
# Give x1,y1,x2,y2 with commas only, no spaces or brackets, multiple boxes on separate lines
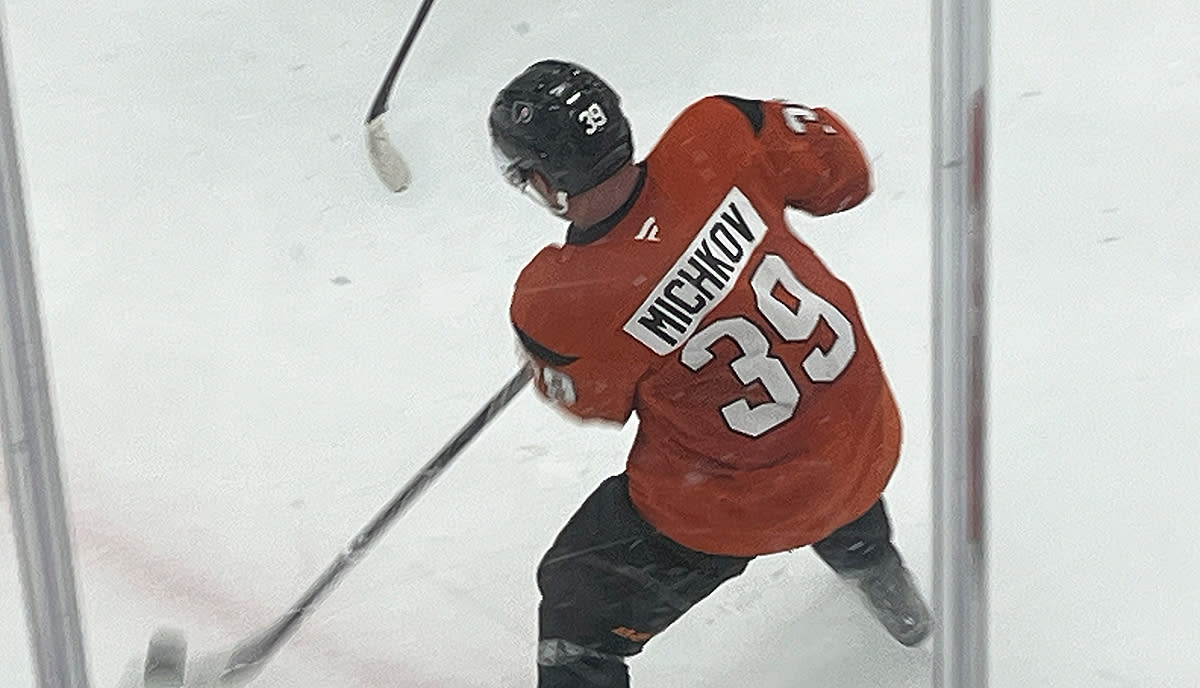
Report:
122,365,533,688
364,0,437,192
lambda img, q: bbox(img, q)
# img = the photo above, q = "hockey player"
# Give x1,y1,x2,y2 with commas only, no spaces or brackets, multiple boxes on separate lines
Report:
490,60,931,688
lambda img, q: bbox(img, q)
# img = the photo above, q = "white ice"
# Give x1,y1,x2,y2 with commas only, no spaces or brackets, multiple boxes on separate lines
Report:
1,0,1198,686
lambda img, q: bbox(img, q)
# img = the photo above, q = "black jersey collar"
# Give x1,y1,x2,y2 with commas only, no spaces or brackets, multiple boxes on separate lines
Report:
565,162,648,246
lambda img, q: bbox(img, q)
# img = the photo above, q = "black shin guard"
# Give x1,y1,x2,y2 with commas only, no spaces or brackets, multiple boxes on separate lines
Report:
811,498,900,575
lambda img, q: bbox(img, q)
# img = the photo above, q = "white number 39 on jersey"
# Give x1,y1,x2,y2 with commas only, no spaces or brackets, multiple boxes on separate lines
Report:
781,104,837,136
681,253,856,437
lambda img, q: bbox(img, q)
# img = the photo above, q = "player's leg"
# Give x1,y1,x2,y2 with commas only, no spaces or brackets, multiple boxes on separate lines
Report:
536,474,753,688
811,499,931,646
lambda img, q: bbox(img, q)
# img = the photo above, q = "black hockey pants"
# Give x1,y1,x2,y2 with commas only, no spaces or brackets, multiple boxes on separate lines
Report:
535,474,899,688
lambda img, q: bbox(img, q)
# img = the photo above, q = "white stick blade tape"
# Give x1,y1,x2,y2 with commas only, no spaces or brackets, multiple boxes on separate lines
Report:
366,117,412,192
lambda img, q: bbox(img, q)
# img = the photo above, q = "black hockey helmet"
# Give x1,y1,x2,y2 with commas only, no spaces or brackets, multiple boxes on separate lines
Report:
489,60,632,197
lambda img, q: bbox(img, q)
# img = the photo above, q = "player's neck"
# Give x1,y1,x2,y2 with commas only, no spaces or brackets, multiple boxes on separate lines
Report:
563,164,642,227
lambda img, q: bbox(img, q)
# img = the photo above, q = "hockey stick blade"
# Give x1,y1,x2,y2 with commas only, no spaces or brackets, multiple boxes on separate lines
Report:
115,633,257,688
117,623,285,688
116,367,532,688
366,116,411,192
142,628,187,688
364,0,435,192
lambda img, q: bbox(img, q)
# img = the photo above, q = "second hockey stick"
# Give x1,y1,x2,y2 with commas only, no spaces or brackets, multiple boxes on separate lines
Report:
365,0,437,192
123,365,532,688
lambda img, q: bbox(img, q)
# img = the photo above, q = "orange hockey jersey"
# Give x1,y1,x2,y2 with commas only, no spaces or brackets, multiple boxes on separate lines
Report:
510,96,900,557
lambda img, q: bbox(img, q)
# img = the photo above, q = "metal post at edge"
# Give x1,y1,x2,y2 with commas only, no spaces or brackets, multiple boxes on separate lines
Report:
0,15,93,688
931,0,990,686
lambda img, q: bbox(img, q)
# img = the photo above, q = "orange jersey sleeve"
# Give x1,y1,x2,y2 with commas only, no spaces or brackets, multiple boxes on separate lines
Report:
759,99,872,215
689,96,872,216
509,245,646,424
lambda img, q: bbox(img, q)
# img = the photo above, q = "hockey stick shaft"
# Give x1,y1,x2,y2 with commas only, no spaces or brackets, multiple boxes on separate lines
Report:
365,0,436,123
217,366,532,684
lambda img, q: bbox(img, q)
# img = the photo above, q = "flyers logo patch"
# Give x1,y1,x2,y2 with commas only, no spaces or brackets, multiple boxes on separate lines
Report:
512,102,534,124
